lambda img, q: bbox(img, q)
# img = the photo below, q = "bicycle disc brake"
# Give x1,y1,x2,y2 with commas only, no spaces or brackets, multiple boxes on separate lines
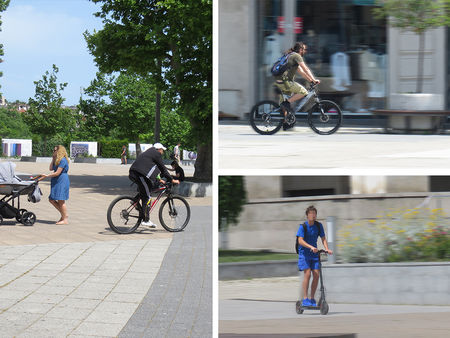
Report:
319,108,330,123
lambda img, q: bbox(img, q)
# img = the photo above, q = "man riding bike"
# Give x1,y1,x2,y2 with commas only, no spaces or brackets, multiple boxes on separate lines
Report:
274,42,320,130
129,143,179,228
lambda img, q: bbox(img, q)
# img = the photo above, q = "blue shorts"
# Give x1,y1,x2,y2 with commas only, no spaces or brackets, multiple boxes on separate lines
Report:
298,255,320,271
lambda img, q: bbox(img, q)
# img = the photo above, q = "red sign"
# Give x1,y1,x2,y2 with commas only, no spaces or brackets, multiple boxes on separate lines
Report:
278,16,303,34
294,17,303,34
277,16,285,33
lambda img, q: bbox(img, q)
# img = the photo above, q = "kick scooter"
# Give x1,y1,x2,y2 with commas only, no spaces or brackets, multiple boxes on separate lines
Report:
296,249,329,315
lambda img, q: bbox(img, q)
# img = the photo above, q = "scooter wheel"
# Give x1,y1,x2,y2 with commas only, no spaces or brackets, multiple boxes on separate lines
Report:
0,215,3,225
320,301,329,315
295,301,304,314
22,212,36,226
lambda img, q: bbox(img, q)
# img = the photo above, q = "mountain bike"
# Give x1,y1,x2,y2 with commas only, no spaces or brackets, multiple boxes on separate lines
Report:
249,83,343,135
107,182,190,234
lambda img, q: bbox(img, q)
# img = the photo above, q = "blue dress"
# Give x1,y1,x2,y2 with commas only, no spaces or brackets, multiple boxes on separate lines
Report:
49,157,70,200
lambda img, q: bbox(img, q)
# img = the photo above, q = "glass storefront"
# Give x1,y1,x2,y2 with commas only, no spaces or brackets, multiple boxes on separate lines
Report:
257,0,387,113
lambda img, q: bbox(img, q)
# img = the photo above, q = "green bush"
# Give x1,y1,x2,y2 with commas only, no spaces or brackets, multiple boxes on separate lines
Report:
98,138,128,158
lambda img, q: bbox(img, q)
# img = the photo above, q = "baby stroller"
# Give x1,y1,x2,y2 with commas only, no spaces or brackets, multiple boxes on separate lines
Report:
0,162,42,226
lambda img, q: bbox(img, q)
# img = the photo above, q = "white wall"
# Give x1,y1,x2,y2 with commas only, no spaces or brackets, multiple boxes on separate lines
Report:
1,139,32,156
388,26,446,107
128,143,152,157
70,141,98,157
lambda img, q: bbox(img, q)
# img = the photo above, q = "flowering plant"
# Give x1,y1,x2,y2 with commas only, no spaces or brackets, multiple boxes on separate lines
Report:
337,208,450,263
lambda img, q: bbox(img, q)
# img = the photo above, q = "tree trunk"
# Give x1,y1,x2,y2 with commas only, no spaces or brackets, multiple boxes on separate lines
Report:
416,31,425,93
136,139,141,157
155,91,161,143
193,142,212,181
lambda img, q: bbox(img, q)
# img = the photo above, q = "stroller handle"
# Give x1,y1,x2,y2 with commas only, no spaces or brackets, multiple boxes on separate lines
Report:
30,175,46,182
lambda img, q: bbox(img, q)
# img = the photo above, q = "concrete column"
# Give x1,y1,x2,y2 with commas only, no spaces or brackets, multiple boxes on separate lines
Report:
282,0,296,51
326,216,336,264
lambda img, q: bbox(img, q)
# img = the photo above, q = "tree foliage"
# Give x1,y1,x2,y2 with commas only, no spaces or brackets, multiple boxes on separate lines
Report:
374,0,450,34
0,106,31,139
0,0,10,93
23,65,76,149
79,71,194,153
84,0,212,179
219,176,247,231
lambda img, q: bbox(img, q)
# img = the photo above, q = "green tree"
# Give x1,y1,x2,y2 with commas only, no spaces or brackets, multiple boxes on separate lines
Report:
80,71,193,155
77,72,114,141
23,64,76,153
0,106,32,138
219,176,247,231
374,0,450,93
160,110,195,155
0,0,10,94
84,0,212,180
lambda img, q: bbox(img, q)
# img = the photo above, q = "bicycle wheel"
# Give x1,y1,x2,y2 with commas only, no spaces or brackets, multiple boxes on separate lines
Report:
107,196,143,234
158,196,191,232
249,100,283,135
307,100,342,135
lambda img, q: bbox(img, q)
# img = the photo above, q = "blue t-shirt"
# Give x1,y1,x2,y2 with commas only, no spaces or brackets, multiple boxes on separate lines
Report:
296,221,325,257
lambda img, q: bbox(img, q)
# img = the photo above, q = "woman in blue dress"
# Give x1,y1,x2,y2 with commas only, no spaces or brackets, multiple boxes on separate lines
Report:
42,145,70,224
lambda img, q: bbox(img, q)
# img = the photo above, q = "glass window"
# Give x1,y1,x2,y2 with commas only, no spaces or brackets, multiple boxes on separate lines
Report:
257,0,387,113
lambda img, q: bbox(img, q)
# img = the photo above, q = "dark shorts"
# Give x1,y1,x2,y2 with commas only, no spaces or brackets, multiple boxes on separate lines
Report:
298,255,320,271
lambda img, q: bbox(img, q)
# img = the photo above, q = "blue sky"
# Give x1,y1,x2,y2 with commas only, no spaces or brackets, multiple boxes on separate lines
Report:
1,0,103,105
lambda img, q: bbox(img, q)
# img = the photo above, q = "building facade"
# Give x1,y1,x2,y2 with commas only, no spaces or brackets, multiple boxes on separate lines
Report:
219,0,448,119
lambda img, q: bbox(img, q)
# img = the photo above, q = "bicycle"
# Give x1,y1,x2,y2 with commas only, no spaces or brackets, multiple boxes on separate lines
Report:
249,83,343,135
107,182,190,234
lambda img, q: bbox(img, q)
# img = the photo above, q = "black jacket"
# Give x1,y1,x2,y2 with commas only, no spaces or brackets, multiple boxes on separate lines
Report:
129,147,173,182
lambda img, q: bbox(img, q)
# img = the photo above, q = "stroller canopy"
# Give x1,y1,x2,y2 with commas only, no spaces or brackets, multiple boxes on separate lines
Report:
0,162,21,184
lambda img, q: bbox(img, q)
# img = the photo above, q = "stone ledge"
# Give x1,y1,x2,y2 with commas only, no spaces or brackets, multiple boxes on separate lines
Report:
173,181,212,197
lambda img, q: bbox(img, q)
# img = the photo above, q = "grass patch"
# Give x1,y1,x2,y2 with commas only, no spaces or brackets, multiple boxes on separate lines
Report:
219,250,298,263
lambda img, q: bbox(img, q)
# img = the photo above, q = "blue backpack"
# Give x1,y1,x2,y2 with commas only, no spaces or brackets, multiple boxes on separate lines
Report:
295,222,321,254
271,52,293,76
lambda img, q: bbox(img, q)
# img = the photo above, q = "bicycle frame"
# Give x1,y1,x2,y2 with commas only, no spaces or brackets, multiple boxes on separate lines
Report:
280,83,320,115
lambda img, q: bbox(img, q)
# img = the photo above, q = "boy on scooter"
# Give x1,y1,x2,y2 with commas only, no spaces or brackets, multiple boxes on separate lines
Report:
297,205,333,307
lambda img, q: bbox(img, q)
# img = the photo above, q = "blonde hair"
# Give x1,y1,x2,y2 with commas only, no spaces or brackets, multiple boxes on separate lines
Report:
54,145,69,165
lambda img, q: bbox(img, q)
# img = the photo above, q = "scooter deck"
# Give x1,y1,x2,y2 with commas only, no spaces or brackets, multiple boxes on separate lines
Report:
299,305,320,310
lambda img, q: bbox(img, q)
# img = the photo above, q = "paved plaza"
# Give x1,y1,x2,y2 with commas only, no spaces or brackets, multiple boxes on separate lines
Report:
219,277,450,338
219,123,450,170
0,161,212,337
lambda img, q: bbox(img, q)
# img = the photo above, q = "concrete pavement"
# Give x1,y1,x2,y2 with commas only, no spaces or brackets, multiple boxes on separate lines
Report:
219,277,450,338
0,161,212,337
219,124,450,170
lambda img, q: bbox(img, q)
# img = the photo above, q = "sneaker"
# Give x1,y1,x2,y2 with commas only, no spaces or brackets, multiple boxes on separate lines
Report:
141,220,157,228
301,298,311,307
310,298,317,307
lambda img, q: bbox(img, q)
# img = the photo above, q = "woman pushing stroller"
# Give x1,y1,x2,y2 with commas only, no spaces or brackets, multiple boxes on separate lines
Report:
40,145,70,225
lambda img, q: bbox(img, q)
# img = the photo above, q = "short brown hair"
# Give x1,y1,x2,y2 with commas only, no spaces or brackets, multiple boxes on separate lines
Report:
305,205,317,216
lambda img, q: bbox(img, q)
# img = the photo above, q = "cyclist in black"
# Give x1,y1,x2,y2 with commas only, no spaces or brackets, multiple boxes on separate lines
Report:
129,143,180,228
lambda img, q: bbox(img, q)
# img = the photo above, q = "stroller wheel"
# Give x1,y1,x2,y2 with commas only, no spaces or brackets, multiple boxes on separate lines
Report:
16,209,27,223
22,212,36,226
